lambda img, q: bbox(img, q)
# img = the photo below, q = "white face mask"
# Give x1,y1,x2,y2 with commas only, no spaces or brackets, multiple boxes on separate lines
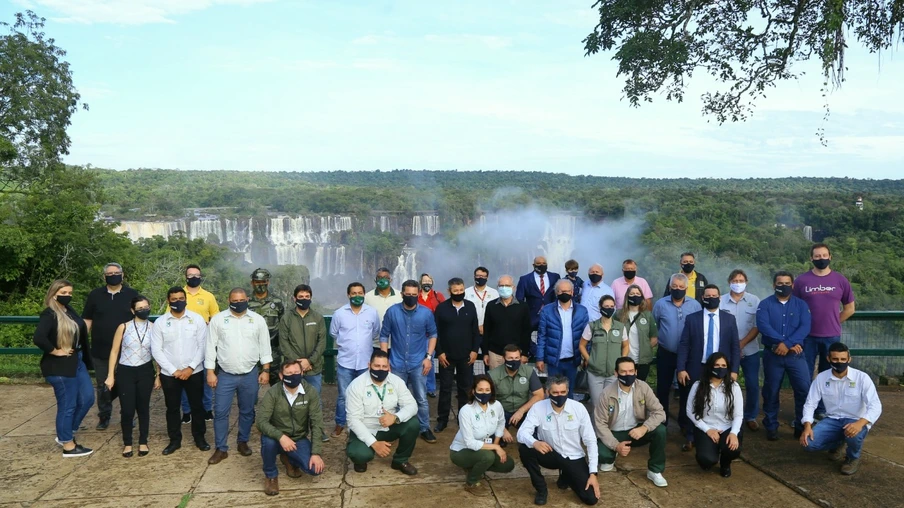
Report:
730,282,747,294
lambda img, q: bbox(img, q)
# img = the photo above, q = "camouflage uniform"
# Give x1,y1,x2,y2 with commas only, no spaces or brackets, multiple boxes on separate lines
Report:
248,268,285,386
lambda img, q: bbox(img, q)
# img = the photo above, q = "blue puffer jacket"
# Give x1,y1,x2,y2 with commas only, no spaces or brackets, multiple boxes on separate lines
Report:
537,303,589,367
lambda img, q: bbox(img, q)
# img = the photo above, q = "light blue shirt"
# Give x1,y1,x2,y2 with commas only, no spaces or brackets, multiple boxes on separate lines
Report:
330,303,381,371
581,281,615,322
558,303,574,359
652,296,702,353
720,292,761,357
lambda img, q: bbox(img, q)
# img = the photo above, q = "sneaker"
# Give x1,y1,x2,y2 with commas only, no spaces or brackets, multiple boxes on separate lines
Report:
598,462,615,472
63,444,94,458
321,431,330,443
420,430,437,444
205,410,213,422
841,458,861,475
181,413,192,425
427,392,437,398
647,470,668,487
95,418,110,431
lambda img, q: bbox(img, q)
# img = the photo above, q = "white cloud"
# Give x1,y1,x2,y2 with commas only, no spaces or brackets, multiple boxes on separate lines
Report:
19,0,275,25
424,34,513,50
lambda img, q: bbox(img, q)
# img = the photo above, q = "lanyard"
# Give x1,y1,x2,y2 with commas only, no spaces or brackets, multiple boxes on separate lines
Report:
474,289,488,308
371,383,387,402
133,320,149,346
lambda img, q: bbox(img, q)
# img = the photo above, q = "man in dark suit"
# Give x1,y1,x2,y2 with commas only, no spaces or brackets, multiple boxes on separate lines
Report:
677,284,740,450
516,256,560,357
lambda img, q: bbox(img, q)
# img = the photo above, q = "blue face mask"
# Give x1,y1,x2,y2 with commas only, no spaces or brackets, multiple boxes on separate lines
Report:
230,301,249,313
498,286,513,299
550,395,568,408
474,392,491,404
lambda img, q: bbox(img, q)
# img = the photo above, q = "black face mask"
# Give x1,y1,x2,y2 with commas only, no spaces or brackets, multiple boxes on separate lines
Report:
421,284,432,292
623,270,636,280
282,373,302,388
600,307,616,318
186,277,203,288
567,271,578,279
450,292,465,302
105,274,123,286
56,295,73,306
230,301,249,313
295,298,312,310
627,295,644,307
830,361,848,373
670,288,686,301
774,285,793,298
370,369,389,382
813,258,831,270
711,367,728,379
169,300,187,313
504,359,521,371
557,293,572,303
135,309,151,320
534,264,548,275
550,395,568,408
618,374,636,387
474,392,491,404
702,297,720,310
474,277,488,287
588,273,603,284
402,295,418,307
681,263,695,274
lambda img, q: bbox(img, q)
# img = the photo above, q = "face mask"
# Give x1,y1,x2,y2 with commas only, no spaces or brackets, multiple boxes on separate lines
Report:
729,282,746,294
186,277,202,288
534,264,548,275
474,392,491,404
56,295,73,306
711,367,728,379
550,395,568,408
774,285,792,298
623,270,636,280
169,300,187,313
702,297,720,310
135,309,151,320
498,286,513,299
450,292,465,302
376,278,390,290
253,284,267,295
627,295,644,307
830,361,848,373
349,295,365,307
588,273,603,284
670,288,686,301
600,307,616,318
567,271,578,279
421,284,432,292
557,293,572,303
105,274,123,286
370,368,389,382
295,298,311,310
813,258,831,270
402,295,418,307
681,263,695,274
504,359,521,371
618,374,636,387
282,373,302,388
230,301,249,313
474,277,488,287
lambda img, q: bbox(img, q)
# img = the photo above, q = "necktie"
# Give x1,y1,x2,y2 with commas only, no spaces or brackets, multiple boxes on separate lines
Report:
705,313,715,360
539,275,545,295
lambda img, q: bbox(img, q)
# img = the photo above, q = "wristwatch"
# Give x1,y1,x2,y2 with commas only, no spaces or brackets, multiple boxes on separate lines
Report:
426,353,433,360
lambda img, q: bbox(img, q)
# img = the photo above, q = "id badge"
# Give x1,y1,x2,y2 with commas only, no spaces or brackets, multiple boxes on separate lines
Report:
376,407,386,417
484,437,494,444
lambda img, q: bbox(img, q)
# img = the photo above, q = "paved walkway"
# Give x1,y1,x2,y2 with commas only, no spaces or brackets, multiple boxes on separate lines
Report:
0,384,899,507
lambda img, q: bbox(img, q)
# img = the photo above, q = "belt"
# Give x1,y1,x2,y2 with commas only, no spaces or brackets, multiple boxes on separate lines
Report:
560,356,575,362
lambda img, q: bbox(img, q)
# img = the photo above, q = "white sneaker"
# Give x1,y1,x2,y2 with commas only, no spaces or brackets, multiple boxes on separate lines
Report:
598,462,615,472
647,471,668,487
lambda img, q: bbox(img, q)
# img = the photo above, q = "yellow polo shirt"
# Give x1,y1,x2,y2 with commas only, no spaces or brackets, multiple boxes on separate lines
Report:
686,272,698,300
184,286,220,323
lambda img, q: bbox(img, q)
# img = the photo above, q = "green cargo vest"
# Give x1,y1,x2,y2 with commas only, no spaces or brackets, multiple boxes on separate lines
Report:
586,319,627,378
490,364,534,414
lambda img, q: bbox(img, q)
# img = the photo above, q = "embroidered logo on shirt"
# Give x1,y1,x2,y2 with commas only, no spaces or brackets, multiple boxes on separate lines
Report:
270,303,276,309
475,414,480,421
612,330,621,337
639,318,647,325
566,414,574,422
305,322,317,326
546,415,552,422
825,381,830,387
366,391,372,398
608,405,614,413
387,387,394,394
519,377,527,385
490,410,496,417
850,381,856,388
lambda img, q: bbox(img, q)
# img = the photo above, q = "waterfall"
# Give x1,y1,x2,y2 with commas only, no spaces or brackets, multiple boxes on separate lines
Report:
393,247,418,283
542,214,577,269
114,221,183,240
412,214,439,236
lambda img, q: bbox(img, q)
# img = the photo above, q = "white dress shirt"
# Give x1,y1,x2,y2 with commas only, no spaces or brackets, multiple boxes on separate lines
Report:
802,367,882,427
283,382,305,406
330,303,381,370
450,401,506,452
612,385,640,431
701,311,721,363
150,310,208,377
686,380,744,435
345,371,419,447
205,309,273,374
464,286,500,326
518,399,598,474
558,303,574,359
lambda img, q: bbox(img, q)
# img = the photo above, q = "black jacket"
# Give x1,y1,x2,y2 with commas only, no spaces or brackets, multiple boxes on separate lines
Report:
662,271,709,304
482,298,532,357
434,299,480,361
33,306,93,377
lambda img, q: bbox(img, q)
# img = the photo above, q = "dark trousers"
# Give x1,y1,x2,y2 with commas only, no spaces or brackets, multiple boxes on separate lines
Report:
655,349,678,425
762,349,811,432
636,363,651,382
693,427,743,469
518,444,598,505
92,355,114,420
437,357,473,425
678,366,704,442
160,371,206,444
117,362,155,446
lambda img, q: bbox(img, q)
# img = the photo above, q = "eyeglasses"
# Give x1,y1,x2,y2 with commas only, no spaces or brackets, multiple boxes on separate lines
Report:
105,271,123,276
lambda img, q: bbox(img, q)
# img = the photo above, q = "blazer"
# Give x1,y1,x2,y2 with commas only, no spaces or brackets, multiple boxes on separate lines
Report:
516,271,561,330
33,306,93,378
677,309,740,381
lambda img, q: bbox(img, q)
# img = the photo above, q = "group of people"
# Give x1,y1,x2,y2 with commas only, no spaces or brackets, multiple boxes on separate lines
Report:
32,243,883,504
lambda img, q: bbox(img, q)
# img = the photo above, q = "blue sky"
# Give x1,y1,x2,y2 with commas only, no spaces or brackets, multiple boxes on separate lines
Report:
5,0,904,177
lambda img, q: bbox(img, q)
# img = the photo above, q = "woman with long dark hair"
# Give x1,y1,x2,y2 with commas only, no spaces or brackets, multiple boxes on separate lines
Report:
617,284,658,381
105,296,160,457
687,352,744,477
33,279,95,457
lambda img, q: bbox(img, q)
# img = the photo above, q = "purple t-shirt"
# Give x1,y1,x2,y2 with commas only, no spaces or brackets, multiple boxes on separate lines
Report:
792,270,854,337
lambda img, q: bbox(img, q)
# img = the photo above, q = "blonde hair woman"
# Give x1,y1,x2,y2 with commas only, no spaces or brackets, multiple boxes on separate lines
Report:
33,279,96,457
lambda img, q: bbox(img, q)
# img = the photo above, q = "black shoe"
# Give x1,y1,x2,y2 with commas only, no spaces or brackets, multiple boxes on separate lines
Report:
556,472,568,490
534,491,548,505
63,444,94,458
390,461,418,475
354,462,368,473
138,446,149,457
427,392,437,398
205,410,213,422
420,430,437,444
162,442,181,455
195,440,211,451
122,447,133,458
95,418,110,431
182,413,192,425
721,466,732,478
433,422,447,433
766,430,779,441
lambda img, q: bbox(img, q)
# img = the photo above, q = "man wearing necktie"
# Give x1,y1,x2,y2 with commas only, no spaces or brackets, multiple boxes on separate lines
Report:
676,285,741,451
516,256,561,358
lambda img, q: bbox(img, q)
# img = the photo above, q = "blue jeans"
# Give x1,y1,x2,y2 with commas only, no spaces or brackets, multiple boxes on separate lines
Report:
392,363,430,432
336,365,368,427
46,353,95,444
803,335,840,415
304,373,323,417
804,417,869,459
426,360,437,393
261,435,320,478
740,351,762,422
762,349,811,432
213,368,260,452
182,382,213,413
547,360,578,399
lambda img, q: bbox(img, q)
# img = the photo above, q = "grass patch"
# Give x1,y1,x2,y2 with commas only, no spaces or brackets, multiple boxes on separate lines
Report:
0,354,42,379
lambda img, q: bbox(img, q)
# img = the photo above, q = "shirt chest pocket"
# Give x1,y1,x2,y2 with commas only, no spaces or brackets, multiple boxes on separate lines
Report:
564,420,581,432
842,386,861,405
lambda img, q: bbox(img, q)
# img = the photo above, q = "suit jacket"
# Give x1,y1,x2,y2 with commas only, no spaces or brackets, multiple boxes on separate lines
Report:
516,271,561,330
677,309,740,381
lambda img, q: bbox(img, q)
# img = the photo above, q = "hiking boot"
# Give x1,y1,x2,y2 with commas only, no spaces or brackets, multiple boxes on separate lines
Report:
841,458,861,475
281,454,302,478
237,441,252,456
264,477,279,496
